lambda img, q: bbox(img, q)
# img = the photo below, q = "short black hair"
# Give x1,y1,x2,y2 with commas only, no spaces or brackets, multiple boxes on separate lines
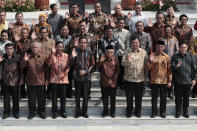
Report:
179,14,188,21
0,10,6,15
15,12,23,18
79,19,87,25
164,24,172,30
156,11,164,17
135,21,144,27
39,26,49,33
117,17,125,23
55,41,64,47
79,36,88,42
50,3,57,9
130,35,140,43
166,4,174,10
71,3,78,7
104,25,114,31
94,1,101,5
134,2,142,8
1,29,8,36
179,40,188,46
5,43,14,49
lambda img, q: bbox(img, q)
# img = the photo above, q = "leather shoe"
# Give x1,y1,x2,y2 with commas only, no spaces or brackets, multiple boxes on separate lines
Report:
102,111,108,117
74,113,80,118
183,112,189,118
160,112,166,118
39,112,46,119
82,113,89,118
126,112,132,118
175,112,181,118
13,114,19,119
135,112,141,118
110,113,115,118
2,113,9,119
168,94,173,99
60,112,67,118
28,113,35,119
151,113,156,118
52,112,58,119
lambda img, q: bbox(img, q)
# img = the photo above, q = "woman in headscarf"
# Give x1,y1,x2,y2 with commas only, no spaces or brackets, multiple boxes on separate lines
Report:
30,14,54,39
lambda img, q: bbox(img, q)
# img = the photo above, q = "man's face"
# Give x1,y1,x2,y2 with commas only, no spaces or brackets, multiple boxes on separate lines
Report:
167,7,174,16
136,22,144,33
31,42,40,55
71,5,78,14
16,14,23,23
51,5,58,15
105,50,114,59
5,46,14,57
156,14,164,24
60,26,69,36
56,43,64,53
79,22,86,33
80,38,87,50
1,32,8,42
0,12,6,22
131,39,140,50
135,5,142,14
180,16,187,25
117,20,125,29
40,28,48,39
179,44,188,54
156,44,165,54
164,27,172,36
114,4,122,15
95,3,101,13
21,29,28,39
106,29,113,38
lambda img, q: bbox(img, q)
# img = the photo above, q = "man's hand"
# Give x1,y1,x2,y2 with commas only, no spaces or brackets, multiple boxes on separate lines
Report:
99,55,106,63
65,12,70,19
80,70,86,76
0,55,3,62
191,80,196,88
128,53,133,62
149,53,155,62
177,61,182,68
72,48,77,58
127,12,132,20
24,53,30,62
167,82,172,88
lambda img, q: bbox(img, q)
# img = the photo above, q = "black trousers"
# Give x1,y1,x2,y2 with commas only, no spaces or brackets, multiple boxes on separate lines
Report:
174,84,190,113
67,66,73,97
124,81,143,114
51,83,67,113
3,85,19,115
74,80,89,114
118,56,124,89
150,84,167,114
101,86,117,114
27,85,46,114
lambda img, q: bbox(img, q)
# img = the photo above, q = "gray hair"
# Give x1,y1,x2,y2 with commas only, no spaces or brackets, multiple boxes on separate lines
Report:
31,40,42,48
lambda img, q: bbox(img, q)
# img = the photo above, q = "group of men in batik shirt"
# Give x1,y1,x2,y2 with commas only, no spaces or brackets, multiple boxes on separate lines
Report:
0,1,196,120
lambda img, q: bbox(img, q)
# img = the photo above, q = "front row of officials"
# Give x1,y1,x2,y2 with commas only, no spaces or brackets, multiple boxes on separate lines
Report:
1,35,196,119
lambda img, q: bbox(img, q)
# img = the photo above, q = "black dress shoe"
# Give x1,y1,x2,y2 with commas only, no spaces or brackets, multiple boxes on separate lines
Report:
126,112,132,118
183,112,189,118
52,112,58,119
74,113,80,118
192,93,196,98
175,112,181,118
60,112,67,118
102,111,108,117
28,114,35,119
110,113,115,118
168,94,173,99
151,113,156,118
13,114,19,119
2,113,9,119
160,112,166,118
39,112,46,119
135,112,141,118
82,113,89,118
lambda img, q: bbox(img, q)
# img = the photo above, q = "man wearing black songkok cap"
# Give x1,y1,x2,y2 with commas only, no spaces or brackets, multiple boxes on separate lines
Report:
146,40,172,118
